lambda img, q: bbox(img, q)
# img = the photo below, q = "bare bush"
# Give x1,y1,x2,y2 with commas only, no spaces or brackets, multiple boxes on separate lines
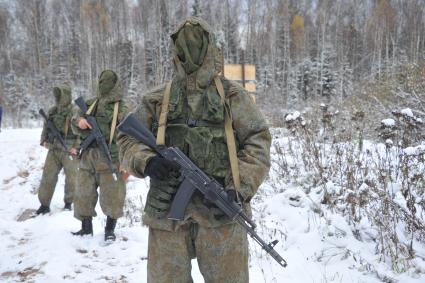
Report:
272,105,425,273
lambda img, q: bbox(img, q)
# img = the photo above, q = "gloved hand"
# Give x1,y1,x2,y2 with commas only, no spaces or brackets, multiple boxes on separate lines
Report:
144,156,181,180
226,189,244,204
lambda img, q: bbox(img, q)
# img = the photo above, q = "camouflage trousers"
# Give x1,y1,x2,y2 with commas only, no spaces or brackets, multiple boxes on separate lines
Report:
147,222,249,283
73,148,126,220
38,148,77,206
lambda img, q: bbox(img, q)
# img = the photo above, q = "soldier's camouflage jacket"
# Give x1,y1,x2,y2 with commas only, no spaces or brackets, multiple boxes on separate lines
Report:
118,17,271,231
40,85,79,150
71,72,128,162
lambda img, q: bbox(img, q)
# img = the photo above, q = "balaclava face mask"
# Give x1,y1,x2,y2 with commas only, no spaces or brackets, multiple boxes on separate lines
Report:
98,70,117,96
54,86,72,110
174,22,209,74
53,87,62,108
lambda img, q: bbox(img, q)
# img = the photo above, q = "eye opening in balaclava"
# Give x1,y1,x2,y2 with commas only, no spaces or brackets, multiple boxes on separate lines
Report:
173,22,209,74
98,70,118,96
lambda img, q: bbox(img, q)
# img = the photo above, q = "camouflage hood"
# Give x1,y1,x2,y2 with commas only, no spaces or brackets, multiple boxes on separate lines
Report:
171,17,222,88
53,84,72,110
97,70,123,103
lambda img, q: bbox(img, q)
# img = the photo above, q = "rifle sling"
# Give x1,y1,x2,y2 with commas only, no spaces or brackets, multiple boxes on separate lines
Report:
213,76,241,195
86,99,98,116
64,116,69,139
109,102,120,147
156,82,172,145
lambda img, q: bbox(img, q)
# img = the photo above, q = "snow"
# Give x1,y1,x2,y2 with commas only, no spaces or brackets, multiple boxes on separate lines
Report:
0,129,148,282
285,111,301,121
385,139,394,146
401,108,414,118
1,128,425,282
215,30,226,49
403,144,425,156
381,118,396,127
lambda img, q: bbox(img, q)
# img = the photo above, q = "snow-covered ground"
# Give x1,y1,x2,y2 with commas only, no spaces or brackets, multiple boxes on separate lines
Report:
1,128,424,282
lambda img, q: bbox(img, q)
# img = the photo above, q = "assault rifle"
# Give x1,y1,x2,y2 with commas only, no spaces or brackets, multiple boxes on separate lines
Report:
117,113,288,267
74,96,118,180
39,108,73,160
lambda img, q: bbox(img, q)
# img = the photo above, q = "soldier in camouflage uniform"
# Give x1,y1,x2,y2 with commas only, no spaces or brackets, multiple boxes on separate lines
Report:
118,17,271,282
71,70,128,241
36,85,79,215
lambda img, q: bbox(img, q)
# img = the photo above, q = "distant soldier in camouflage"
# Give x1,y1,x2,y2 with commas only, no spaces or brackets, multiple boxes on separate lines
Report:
71,70,128,241
118,17,271,282
36,85,79,215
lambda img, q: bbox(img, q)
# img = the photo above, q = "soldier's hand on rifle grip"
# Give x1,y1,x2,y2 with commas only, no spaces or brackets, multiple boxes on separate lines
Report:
119,165,130,183
144,156,181,180
226,189,243,204
69,147,78,156
78,118,92,129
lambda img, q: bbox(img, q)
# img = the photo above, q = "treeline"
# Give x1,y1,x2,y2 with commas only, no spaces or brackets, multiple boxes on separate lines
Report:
0,0,424,126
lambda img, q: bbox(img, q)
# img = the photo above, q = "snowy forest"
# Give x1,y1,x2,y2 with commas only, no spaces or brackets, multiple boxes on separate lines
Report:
1,0,425,282
0,0,424,127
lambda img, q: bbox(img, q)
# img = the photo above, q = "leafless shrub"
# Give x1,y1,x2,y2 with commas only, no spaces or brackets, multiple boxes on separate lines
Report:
272,105,425,273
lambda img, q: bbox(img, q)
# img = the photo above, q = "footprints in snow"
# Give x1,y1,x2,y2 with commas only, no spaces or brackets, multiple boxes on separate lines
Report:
0,262,46,282
1,145,42,191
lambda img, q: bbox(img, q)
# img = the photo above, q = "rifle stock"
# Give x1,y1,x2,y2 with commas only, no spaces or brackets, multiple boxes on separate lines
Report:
117,113,159,151
74,96,89,114
39,108,70,158
39,109,49,121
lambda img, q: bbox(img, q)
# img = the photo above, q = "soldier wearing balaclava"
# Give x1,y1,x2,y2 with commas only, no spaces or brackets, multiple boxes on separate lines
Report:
71,70,129,242
118,17,271,282
36,85,79,215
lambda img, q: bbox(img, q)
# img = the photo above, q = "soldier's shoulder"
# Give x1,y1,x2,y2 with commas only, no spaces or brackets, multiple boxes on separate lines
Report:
221,77,247,98
141,83,167,104
147,83,168,97
48,106,57,115
221,77,257,109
